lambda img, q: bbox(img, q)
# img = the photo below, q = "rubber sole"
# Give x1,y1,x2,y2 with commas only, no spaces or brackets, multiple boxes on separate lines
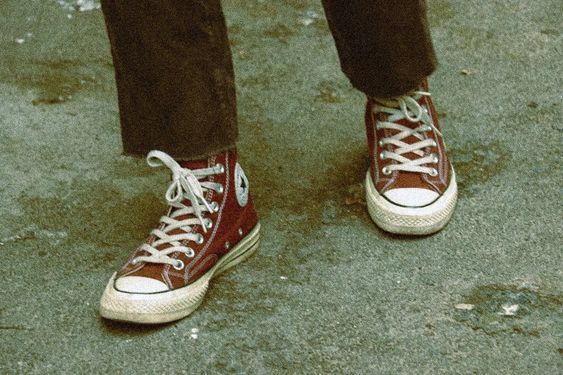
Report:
365,171,457,235
99,223,260,324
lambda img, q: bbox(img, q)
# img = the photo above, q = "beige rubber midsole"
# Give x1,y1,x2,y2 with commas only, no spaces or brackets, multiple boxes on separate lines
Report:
366,171,457,235
99,223,260,324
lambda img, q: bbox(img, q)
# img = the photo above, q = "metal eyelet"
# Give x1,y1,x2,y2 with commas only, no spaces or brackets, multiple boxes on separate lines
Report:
382,166,392,175
431,153,439,163
378,140,385,147
131,259,139,266
186,248,195,258
196,234,205,245
217,184,224,194
379,152,386,160
430,140,438,147
425,125,433,132
224,241,231,250
238,228,243,236
211,202,219,213
205,219,213,229
173,259,185,270
217,164,225,174
429,168,438,177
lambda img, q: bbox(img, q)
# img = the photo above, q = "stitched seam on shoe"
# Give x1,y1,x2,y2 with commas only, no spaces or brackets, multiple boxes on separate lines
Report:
421,95,447,191
432,95,447,187
187,254,218,282
373,109,396,191
379,126,397,192
162,268,173,289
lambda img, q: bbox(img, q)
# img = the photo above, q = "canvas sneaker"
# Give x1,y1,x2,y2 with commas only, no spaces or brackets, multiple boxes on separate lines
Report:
364,80,457,235
99,149,260,323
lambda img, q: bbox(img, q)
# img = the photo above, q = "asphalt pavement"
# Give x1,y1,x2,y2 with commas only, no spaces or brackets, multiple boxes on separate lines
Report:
1,0,561,373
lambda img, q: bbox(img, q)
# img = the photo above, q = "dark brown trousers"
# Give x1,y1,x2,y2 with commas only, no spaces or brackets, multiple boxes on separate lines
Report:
101,0,437,160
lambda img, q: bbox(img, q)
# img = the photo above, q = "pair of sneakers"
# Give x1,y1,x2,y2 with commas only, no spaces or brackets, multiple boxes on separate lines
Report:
99,81,457,324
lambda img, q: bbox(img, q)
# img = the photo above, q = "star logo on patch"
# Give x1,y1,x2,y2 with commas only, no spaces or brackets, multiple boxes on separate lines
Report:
234,163,249,207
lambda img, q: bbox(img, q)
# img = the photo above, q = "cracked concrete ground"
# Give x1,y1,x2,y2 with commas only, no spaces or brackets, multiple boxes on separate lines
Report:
1,0,562,373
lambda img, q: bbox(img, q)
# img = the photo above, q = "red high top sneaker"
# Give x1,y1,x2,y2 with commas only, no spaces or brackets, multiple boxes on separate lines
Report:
365,80,457,235
100,149,260,323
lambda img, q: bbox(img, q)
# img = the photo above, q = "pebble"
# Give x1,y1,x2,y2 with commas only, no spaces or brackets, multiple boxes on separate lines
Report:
455,303,475,310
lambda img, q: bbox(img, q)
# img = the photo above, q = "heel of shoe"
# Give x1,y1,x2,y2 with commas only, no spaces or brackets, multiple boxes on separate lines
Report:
215,223,260,276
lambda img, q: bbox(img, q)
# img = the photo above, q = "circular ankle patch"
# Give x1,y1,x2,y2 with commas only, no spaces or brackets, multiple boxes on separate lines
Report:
235,163,249,207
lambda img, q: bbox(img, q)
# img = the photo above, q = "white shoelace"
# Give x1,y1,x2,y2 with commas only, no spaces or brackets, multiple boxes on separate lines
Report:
131,150,224,269
374,91,442,176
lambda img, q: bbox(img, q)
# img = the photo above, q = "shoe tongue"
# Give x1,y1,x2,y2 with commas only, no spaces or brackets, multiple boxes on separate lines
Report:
179,158,209,171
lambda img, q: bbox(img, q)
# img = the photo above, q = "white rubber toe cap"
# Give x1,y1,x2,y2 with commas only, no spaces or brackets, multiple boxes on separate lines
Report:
383,188,439,207
115,276,169,294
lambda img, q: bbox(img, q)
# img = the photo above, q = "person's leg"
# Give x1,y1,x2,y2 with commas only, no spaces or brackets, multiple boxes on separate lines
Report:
322,0,457,234
101,0,237,160
99,1,260,323
321,0,437,98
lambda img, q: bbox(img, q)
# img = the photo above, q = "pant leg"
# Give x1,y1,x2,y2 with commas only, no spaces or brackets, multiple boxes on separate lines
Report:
321,0,437,98
101,0,237,160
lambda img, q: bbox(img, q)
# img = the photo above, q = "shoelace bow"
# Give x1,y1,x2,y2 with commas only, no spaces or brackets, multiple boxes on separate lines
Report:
374,91,442,176
131,150,224,269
